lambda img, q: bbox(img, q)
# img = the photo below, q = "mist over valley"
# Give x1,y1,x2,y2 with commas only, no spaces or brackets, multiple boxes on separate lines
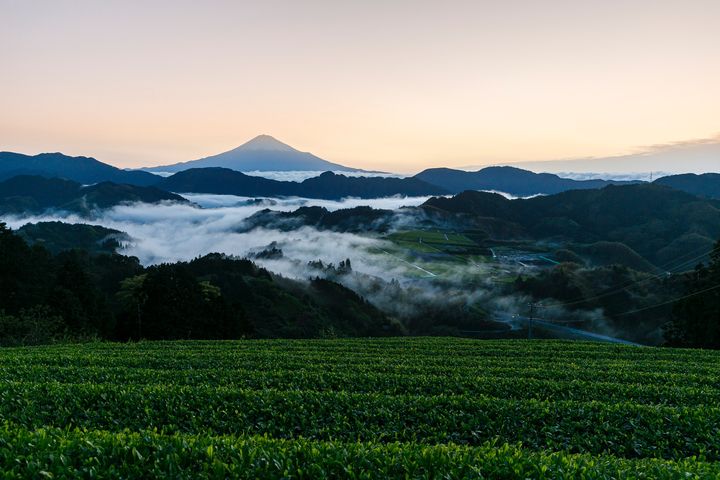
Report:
4,3,720,475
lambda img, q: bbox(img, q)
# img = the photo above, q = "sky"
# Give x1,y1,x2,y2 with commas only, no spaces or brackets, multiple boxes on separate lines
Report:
1,0,719,172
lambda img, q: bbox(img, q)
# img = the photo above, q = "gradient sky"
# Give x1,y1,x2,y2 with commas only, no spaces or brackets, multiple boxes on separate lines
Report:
2,0,719,172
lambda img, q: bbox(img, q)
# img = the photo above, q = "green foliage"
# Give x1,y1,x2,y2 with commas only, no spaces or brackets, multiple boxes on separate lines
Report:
17,221,126,255
655,173,720,200
1,427,719,479
0,306,63,346
516,263,682,343
0,338,719,477
570,241,656,273
0,224,395,342
0,175,186,215
666,240,720,348
424,184,720,269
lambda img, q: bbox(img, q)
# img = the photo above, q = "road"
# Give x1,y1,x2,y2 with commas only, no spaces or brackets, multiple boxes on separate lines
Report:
494,312,641,346
379,249,437,277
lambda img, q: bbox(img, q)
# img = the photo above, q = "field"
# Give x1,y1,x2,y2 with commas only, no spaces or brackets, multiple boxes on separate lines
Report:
1,338,720,478
380,229,557,282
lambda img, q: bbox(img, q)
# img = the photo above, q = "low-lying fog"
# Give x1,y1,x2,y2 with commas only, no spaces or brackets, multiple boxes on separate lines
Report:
3,193,617,339
4,195,432,269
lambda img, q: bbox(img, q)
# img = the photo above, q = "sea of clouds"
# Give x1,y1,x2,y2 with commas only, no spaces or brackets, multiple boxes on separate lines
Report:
3,193,620,338
3,195,432,268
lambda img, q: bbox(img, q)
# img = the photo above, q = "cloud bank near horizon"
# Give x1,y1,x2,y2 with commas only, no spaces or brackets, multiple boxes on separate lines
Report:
2,195,432,266
487,135,720,176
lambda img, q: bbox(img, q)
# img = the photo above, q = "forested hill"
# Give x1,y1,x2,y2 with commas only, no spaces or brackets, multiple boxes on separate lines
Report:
422,184,720,267
0,151,160,186
239,206,397,233
0,175,187,215
654,173,720,199
17,221,127,255
0,222,400,344
157,169,448,199
414,166,638,195
4,148,719,202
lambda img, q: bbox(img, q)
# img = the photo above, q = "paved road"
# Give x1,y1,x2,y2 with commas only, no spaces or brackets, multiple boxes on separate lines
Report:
494,312,641,346
380,249,437,277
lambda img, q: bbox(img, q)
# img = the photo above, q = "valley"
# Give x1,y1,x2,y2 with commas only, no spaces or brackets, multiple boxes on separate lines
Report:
4,3,719,476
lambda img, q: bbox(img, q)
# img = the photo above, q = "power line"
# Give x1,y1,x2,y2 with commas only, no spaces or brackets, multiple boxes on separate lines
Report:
655,244,715,271
611,283,720,317
527,302,537,339
539,247,713,309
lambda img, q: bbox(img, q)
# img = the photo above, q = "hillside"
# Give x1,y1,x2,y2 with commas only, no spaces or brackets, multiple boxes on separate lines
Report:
144,134,361,173
240,205,397,233
299,171,448,198
422,184,720,266
0,222,399,341
158,168,448,199
654,173,720,199
0,175,187,215
414,166,637,195
0,152,160,186
2,339,720,477
17,221,127,255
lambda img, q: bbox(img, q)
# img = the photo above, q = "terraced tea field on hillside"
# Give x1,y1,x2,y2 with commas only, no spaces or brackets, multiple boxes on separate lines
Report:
1,338,719,478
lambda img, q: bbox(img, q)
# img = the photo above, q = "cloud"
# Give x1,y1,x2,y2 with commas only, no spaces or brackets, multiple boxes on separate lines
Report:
2,195,626,339
636,133,720,154
2,196,431,266
182,193,435,211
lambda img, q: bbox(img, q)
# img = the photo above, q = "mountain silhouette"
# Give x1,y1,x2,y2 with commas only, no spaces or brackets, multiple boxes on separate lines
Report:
414,166,637,196
654,173,720,199
157,168,448,199
0,175,186,215
0,151,160,186
144,135,361,173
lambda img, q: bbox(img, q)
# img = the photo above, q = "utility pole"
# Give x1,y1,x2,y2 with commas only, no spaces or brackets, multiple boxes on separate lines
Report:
528,302,537,340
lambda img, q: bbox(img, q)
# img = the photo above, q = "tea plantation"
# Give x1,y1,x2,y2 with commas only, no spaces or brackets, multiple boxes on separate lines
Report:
1,338,719,478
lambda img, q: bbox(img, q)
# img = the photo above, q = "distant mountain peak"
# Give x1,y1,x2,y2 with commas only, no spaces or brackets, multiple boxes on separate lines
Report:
236,135,296,152
144,135,361,173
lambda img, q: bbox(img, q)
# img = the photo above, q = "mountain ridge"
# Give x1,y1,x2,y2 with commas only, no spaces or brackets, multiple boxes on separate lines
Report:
654,173,720,199
2,146,718,201
156,168,448,199
0,175,187,215
0,151,161,186
414,166,639,196
144,135,362,173
421,184,720,267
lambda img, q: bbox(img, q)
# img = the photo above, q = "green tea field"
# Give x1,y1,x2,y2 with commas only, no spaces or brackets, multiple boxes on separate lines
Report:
1,338,720,478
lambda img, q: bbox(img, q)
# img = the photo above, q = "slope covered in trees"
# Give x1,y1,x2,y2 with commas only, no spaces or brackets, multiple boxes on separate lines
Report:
0,176,187,215
665,240,720,348
17,221,126,255
423,184,720,267
0,151,160,186
414,166,637,195
157,169,448,199
654,173,720,199
0,222,399,345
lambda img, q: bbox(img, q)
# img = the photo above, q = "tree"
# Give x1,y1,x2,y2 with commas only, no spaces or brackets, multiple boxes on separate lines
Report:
665,240,720,348
0,306,63,346
0,222,53,312
117,274,148,338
